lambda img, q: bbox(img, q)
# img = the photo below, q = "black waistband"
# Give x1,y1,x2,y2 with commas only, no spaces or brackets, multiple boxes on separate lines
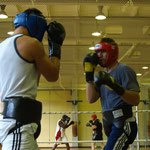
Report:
103,105,133,119
2,97,42,124
103,105,133,129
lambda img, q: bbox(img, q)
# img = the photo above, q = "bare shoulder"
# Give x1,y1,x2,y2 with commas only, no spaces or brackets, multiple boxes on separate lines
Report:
16,35,45,62
15,34,60,82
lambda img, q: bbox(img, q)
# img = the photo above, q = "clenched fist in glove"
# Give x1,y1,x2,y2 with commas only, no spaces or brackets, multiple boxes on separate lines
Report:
68,121,74,126
47,21,66,59
83,53,99,83
86,122,92,127
94,71,125,95
89,120,93,124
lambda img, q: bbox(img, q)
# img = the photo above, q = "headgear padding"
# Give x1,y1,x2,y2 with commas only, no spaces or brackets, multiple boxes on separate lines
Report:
62,115,70,122
91,114,97,120
14,12,47,42
94,42,118,67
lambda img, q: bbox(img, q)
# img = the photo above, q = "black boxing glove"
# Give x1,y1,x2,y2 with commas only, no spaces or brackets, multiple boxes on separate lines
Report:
86,122,91,127
83,53,99,83
68,121,74,126
47,21,66,59
89,120,93,124
66,117,71,124
94,71,125,96
69,121,74,125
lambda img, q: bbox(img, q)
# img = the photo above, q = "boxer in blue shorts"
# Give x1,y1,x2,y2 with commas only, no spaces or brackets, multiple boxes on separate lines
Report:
83,37,140,150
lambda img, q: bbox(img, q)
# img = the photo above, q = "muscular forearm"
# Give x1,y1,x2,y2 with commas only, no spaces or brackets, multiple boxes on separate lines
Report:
62,125,68,129
48,57,60,81
121,90,140,106
86,82,99,103
62,123,71,129
50,57,60,71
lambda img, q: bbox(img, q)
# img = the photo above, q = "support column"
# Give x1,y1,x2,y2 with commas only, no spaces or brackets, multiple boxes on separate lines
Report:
140,85,150,148
67,90,82,147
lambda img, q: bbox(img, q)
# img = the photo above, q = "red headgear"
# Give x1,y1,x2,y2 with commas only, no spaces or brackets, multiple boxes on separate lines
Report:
94,42,118,67
91,114,97,120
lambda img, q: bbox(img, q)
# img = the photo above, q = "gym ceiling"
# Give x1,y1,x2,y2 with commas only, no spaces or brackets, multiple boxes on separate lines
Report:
0,0,150,90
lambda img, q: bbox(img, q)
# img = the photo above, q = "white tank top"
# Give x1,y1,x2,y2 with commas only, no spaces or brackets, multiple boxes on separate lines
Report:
55,119,66,138
0,34,38,100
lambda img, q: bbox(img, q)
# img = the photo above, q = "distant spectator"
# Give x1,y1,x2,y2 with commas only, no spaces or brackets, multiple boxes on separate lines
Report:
86,114,104,150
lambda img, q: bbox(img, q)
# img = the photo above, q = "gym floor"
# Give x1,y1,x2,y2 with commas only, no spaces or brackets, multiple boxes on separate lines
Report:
38,146,150,150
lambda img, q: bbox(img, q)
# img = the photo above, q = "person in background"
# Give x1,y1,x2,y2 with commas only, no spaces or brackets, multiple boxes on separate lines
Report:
52,115,74,150
83,37,140,150
0,8,65,150
86,114,104,150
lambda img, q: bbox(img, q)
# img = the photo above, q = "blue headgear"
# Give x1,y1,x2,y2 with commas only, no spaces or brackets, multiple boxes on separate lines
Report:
13,12,47,42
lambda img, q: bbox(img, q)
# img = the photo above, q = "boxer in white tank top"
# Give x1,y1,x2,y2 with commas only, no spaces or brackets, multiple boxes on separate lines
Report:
0,7,65,150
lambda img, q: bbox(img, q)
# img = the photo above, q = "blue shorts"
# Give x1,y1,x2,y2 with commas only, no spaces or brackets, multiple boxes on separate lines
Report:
104,121,137,150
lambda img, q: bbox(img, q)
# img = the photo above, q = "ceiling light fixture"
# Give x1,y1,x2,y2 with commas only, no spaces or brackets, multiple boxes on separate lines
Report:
136,73,142,76
142,66,149,70
0,5,8,19
92,31,101,36
95,6,106,20
89,46,95,50
7,31,14,35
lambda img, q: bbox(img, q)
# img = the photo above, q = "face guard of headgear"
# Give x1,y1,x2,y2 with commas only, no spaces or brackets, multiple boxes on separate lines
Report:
62,115,70,123
94,42,118,67
91,114,97,121
13,12,47,42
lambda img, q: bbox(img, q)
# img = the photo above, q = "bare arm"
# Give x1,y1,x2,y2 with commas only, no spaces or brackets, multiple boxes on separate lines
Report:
94,71,140,106
17,36,60,82
86,82,100,103
33,47,60,82
121,90,140,106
